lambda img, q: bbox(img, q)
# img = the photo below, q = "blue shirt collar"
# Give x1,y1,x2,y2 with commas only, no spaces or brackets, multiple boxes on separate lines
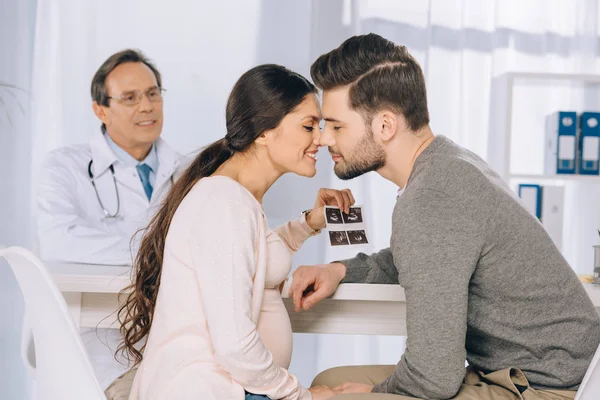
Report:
103,128,159,172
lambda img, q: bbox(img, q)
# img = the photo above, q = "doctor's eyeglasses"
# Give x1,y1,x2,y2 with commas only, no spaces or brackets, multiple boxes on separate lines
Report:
108,87,166,106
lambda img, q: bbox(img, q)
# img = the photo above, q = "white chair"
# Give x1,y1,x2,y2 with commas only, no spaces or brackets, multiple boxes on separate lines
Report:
575,343,600,400
0,246,105,400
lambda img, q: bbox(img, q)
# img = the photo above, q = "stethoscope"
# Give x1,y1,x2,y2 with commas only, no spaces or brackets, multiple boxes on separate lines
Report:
88,159,173,219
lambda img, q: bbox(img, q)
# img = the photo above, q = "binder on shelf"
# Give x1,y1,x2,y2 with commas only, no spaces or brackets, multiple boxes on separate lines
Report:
518,184,542,219
579,112,600,175
517,184,565,250
540,185,565,251
544,111,577,175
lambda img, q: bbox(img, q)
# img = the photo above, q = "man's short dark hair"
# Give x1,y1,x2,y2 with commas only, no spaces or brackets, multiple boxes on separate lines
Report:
91,49,162,107
311,33,429,131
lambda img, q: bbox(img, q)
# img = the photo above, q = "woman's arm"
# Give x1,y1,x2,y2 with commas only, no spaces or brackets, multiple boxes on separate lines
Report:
190,200,310,400
274,214,318,253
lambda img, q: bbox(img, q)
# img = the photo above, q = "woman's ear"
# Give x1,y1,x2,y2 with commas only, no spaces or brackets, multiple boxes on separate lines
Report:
254,132,268,146
255,127,278,146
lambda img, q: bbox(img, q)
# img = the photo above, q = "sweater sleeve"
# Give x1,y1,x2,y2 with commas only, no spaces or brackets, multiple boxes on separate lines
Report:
337,248,398,284
372,189,480,399
190,199,310,400
273,214,316,253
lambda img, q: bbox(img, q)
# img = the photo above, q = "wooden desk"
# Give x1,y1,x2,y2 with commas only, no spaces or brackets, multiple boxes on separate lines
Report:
47,262,600,336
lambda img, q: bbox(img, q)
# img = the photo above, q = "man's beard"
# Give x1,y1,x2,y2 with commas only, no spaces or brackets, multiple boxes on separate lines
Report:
333,128,386,180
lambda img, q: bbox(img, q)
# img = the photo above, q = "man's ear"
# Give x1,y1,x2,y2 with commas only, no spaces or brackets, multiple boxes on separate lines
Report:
92,101,109,126
373,110,398,142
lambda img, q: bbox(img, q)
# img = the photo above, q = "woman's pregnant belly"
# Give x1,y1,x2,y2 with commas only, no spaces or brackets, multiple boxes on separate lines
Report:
256,288,293,369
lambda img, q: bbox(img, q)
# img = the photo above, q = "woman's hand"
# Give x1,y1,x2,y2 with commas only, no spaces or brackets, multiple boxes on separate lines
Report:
306,188,355,231
308,385,340,400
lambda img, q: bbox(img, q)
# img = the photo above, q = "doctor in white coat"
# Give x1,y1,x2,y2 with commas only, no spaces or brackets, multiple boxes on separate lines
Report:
36,49,181,390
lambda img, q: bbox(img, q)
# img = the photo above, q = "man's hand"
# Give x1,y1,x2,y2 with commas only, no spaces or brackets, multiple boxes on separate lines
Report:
332,382,374,394
306,188,355,231
289,262,346,312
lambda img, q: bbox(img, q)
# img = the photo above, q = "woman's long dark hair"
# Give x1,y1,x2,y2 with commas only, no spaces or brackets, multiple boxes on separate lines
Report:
117,64,316,365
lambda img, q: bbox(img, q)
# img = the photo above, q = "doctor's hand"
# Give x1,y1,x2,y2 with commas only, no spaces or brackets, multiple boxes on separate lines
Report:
305,188,355,231
289,263,346,312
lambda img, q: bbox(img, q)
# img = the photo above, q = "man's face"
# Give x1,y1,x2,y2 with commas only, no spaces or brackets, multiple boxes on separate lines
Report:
97,62,164,150
319,86,385,180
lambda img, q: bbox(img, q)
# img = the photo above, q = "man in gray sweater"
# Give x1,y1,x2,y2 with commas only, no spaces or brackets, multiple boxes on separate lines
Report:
289,33,600,399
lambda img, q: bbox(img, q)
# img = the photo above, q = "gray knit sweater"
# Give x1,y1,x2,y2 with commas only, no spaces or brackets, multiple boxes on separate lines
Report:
340,136,600,399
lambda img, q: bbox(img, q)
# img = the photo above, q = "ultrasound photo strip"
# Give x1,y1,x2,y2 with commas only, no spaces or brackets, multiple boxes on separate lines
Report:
324,206,369,246
325,206,364,227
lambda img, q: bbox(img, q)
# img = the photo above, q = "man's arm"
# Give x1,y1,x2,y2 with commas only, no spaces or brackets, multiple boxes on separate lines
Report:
372,189,481,399
37,153,134,265
289,232,397,311
338,247,397,284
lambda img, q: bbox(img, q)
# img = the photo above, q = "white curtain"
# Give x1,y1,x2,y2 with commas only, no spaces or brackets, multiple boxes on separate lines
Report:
3,0,600,397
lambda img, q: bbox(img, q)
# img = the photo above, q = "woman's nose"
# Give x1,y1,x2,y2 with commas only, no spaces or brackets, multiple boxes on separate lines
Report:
313,128,322,146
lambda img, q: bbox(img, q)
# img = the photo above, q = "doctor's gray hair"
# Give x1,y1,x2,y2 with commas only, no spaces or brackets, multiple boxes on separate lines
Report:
91,49,162,107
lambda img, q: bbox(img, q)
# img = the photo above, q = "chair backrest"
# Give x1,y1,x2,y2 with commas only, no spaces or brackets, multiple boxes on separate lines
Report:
0,246,105,400
575,343,600,400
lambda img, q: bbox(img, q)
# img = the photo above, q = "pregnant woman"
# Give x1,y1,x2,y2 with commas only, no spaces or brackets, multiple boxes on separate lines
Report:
115,64,353,400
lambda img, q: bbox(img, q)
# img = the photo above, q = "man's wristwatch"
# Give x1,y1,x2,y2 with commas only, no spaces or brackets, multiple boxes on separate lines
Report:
301,209,322,235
